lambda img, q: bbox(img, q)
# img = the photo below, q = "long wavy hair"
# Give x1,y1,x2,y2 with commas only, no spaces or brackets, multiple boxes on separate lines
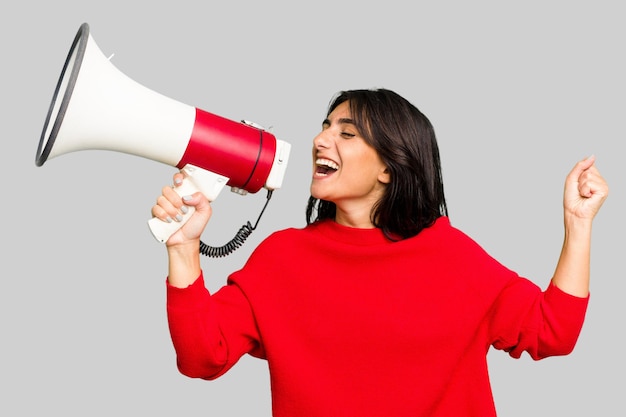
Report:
306,88,448,240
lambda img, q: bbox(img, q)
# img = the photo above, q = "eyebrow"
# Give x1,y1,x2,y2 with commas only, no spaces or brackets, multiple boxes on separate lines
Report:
322,117,356,126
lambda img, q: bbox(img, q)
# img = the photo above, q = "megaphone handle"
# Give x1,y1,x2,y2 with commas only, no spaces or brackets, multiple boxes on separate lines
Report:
148,165,229,243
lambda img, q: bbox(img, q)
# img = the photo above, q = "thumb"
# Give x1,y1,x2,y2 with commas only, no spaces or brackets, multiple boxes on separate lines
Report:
181,192,213,229
567,155,595,183
182,192,211,213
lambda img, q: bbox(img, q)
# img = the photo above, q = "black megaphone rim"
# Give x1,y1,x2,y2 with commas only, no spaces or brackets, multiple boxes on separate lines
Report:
35,22,90,166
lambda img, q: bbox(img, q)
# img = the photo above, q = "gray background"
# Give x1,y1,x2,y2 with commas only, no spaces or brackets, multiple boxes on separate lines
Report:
1,1,624,416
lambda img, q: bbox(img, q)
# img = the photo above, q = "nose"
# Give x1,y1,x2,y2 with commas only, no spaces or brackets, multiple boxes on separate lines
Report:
313,130,331,150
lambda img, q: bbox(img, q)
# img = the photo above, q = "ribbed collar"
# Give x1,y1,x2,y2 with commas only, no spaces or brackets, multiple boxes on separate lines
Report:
308,217,450,246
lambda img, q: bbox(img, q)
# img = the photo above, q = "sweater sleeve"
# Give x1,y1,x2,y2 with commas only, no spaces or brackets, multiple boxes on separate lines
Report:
489,278,590,360
166,272,263,380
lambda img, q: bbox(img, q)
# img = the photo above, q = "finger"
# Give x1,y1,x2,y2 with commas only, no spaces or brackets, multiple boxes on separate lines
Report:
152,195,179,222
162,185,184,208
173,172,184,187
578,171,609,200
151,201,174,223
568,155,596,183
578,177,597,199
155,187,188,222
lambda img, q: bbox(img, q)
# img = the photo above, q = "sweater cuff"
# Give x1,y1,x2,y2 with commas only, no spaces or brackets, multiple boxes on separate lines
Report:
166,272,209,312
546,281,590,315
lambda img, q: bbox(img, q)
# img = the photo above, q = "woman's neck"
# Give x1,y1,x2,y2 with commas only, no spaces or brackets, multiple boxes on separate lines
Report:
334,205,376,229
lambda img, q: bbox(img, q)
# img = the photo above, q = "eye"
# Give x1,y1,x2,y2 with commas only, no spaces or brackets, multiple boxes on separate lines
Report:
341,132,356,139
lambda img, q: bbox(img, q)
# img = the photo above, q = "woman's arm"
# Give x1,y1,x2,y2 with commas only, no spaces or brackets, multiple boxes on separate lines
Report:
152,173,262,378
551,156,609,297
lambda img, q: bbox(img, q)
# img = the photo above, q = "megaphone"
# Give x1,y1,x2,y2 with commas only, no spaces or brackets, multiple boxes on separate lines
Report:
36,23,291,249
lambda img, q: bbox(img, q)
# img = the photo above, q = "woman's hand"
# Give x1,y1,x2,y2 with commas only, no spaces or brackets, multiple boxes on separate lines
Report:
152,171,213,287
563,156,609,224
552,156,609,297
151,172,213,247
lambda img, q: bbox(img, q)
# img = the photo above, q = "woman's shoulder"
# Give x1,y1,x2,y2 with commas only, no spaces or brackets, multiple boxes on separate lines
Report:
417,216,470,242
250,223,315,253
414,216,497,258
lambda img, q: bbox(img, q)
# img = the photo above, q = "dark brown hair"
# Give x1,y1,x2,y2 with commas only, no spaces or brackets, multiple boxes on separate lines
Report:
306,88,448,240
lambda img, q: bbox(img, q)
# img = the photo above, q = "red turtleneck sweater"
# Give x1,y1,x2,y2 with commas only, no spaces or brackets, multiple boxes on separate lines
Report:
167,217,588,416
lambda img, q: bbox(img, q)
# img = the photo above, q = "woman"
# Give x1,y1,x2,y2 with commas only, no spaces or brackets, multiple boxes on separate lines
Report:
152,89,608,416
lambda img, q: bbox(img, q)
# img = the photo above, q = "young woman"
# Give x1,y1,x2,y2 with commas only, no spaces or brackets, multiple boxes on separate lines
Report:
152,89,608,416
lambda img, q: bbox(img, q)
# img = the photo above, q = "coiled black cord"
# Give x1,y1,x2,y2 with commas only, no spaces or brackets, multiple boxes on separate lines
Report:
199,190,274,258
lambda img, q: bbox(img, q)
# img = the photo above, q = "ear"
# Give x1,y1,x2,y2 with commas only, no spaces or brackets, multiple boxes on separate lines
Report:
378,167,391,184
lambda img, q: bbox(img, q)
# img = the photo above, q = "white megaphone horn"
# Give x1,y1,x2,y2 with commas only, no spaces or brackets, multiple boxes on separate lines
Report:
36,23,291,250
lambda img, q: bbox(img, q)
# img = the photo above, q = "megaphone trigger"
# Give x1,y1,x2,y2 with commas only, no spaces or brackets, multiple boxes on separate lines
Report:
147,165,228,243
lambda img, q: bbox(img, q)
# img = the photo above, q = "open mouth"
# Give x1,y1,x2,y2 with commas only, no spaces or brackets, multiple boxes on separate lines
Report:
315,158,339,176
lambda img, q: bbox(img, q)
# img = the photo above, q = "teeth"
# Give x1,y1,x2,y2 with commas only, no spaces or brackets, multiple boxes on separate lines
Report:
316,158,339,170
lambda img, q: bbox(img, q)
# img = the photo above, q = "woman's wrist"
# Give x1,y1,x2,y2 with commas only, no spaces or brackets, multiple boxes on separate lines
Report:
167,240,202,288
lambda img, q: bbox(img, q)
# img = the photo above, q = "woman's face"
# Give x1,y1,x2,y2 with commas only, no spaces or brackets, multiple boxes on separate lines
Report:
310,101,389,222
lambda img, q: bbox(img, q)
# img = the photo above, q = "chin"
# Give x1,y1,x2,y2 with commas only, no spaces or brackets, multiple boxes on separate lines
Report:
309,186,327,201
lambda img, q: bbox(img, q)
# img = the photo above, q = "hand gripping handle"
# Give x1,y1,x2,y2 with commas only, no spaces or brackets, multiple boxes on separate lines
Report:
148,165,228,243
